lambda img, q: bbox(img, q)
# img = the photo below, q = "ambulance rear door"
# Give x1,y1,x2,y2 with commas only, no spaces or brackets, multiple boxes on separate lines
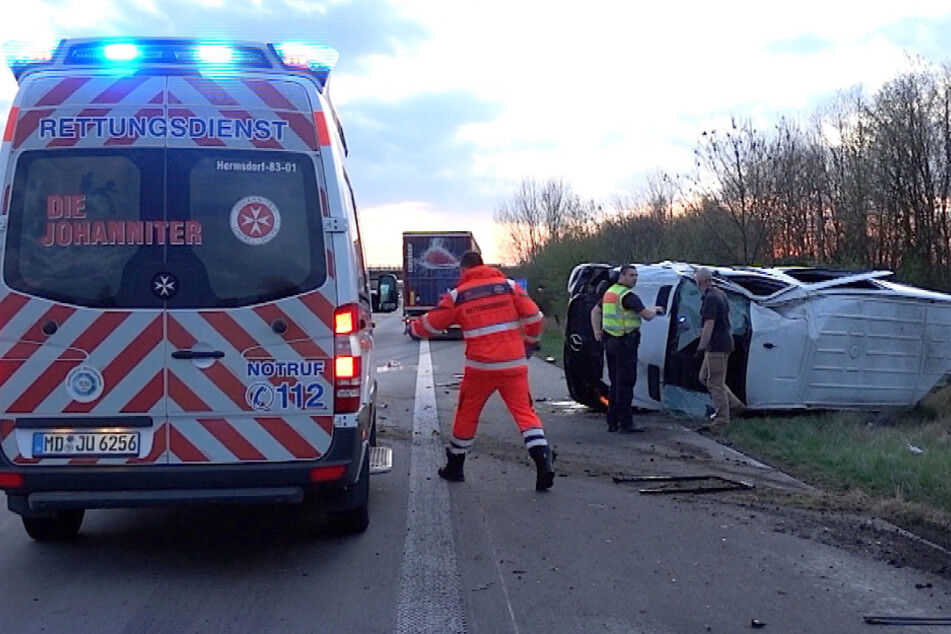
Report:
161,76,336,465
0,74,171,467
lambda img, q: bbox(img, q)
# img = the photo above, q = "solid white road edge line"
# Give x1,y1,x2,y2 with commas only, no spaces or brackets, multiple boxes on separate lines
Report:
395,339,467,633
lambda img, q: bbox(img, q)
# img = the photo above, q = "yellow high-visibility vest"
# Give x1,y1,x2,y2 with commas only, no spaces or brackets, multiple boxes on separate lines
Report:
602,283,640,336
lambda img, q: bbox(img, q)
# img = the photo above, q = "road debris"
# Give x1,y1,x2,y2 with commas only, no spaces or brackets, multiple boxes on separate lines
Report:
863,615,951,625
612,474,754,495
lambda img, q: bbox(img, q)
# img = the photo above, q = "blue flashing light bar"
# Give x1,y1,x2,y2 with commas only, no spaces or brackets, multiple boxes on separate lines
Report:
4,40,61,78
274,43,339,72
103,43,141,62
6,38,339,89
197,45,235,65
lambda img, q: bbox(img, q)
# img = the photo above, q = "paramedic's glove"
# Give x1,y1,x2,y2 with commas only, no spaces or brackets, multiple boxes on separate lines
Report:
525,343,540,359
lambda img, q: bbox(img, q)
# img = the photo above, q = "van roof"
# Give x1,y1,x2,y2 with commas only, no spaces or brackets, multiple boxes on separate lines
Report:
6,38,339,91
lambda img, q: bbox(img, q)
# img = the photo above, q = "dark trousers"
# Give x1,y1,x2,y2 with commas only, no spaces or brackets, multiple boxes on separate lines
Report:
604,331,638,429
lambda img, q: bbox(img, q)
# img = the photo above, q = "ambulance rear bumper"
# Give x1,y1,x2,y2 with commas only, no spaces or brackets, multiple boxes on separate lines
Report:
1,428,366,517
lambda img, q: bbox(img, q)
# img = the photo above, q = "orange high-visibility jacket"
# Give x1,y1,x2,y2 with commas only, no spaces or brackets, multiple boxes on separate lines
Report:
411,265,545,370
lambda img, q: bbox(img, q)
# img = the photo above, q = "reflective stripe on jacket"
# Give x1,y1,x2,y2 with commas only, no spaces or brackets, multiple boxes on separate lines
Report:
410,265,544,370
602,283,640,336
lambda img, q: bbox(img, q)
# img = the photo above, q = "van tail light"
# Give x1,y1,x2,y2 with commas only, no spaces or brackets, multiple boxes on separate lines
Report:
0,472,24,489
334,303,362,414
309,464,346,482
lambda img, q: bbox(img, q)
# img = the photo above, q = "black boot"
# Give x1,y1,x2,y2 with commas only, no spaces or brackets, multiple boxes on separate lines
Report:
438,448,465,482
528,446,555,491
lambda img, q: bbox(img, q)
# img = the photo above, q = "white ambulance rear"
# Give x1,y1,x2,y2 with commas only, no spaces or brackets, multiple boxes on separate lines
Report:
0,38,395,540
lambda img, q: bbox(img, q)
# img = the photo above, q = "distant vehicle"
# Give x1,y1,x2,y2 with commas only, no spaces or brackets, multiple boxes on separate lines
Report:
564,261,951,417
401,231,479,337
0,37,398,541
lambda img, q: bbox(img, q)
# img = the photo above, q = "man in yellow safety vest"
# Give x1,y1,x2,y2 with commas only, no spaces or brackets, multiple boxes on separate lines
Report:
598,265,665,432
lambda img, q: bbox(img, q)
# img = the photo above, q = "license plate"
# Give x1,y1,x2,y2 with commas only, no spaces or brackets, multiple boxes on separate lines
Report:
32,432,140,457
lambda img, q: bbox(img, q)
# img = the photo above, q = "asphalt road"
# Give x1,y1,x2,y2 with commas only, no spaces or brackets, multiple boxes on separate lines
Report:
0,310,948,633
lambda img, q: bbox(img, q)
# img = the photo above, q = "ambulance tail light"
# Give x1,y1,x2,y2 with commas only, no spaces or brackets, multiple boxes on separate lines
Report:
334,303,362,414
0,472,24,489
309,464,346,483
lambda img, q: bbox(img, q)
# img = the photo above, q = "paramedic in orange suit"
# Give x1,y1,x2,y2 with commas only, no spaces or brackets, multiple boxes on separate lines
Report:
409,250,555,491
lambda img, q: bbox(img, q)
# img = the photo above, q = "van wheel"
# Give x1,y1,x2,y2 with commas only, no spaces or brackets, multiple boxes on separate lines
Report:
326,452,370,535
22,509,84,541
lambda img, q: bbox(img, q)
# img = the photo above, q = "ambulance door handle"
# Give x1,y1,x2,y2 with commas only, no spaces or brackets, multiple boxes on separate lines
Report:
172,350,225,360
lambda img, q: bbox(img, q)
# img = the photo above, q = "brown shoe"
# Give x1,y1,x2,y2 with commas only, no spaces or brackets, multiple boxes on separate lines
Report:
699,415,729,432
710,415,730,429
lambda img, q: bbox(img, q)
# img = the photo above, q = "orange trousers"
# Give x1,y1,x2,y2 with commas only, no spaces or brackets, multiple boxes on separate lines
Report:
452,366,543,440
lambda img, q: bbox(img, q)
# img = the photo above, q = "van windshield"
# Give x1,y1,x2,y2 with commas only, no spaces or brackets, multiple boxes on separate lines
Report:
5,148,326,308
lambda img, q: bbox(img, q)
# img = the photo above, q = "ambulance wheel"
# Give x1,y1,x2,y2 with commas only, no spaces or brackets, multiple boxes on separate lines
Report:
326,452,370,535
22,509,84,541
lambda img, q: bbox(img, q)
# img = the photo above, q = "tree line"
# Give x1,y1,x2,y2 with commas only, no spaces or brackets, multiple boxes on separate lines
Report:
495,60,951,322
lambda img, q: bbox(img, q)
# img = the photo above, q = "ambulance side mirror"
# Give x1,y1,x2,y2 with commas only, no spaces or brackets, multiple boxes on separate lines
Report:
376,274,399,313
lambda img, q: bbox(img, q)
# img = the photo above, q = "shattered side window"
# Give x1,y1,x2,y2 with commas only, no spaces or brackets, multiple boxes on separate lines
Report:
673,281,751,354
720,274,789,296
674,281,703,353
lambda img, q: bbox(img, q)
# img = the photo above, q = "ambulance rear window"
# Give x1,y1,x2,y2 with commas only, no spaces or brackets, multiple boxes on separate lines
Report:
4,148,326,308
5,150,158,308
167,149,326,308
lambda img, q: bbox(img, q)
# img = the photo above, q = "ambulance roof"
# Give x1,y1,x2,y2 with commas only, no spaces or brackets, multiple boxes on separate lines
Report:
5,38,339,91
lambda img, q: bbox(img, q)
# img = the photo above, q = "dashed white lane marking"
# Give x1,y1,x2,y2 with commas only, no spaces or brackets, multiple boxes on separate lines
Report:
395,339,467,633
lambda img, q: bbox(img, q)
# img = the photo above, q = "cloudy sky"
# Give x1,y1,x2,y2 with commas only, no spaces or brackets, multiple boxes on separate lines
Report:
4,1,951,265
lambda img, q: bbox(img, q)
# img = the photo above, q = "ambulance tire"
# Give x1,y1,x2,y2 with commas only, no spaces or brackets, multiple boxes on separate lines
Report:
22,509,84,541
326,451,370,535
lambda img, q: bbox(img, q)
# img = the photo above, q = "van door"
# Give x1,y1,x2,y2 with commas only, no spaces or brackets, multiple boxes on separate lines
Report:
0,143,169,466
161,76,334,465
746,302,810,408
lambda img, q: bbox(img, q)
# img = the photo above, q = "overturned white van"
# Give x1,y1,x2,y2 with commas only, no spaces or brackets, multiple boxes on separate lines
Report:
564,262,951,417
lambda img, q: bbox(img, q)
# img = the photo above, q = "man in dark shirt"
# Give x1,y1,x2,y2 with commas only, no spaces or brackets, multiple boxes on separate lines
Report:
695,267,744,427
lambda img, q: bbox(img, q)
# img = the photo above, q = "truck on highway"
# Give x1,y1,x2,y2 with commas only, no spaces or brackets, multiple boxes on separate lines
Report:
402,231,479,336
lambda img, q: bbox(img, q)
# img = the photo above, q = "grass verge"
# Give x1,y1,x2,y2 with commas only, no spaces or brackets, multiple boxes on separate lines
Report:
723,411,951,515
537,319,564,365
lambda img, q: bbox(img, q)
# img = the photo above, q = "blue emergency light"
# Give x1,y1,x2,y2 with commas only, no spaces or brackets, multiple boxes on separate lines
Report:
102,43,141,62
4,40,62,79
196,45,235,65
273,43,339,72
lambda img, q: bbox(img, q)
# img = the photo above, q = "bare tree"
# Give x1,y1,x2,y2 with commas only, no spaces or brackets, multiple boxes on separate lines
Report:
494,177,593,264
690,117,772,264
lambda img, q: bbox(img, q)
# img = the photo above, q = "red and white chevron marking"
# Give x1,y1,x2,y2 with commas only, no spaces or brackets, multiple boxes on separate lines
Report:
12,74,322,152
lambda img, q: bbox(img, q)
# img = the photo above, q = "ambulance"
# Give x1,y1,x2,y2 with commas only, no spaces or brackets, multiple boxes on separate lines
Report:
0,38,397,540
